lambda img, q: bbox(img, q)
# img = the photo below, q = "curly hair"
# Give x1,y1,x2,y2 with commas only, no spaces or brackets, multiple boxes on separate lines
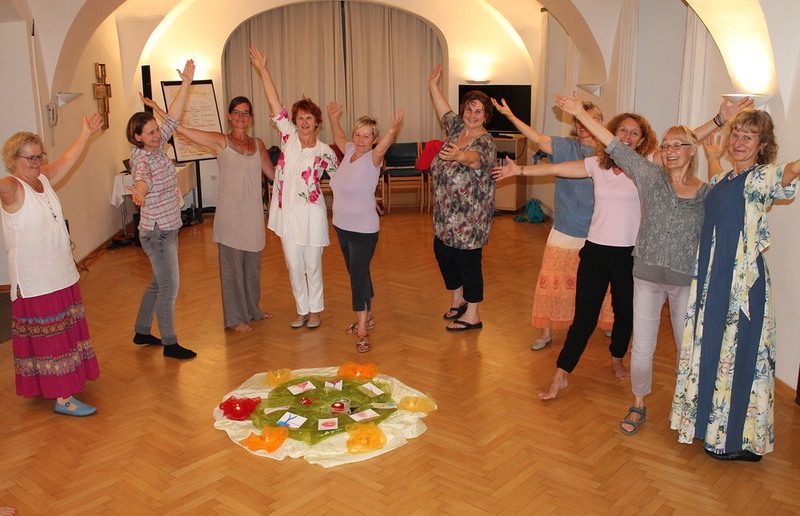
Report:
3,132,43,173
727,109,777,164
459,90,493,125
596,113,657,169
291,97,322,126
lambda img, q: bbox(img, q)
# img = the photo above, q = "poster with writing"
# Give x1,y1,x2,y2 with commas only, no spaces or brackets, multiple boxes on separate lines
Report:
161,79,222,162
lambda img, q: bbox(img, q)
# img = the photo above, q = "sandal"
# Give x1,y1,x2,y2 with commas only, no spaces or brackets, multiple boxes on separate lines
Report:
356,334,371,353
345,318,376,335
619,407,647,435
443,304,468,320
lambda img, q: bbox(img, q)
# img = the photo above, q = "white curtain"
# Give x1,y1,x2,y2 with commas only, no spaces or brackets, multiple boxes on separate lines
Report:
223,1,443,148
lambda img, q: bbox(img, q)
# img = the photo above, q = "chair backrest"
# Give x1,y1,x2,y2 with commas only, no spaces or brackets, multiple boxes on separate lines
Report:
384,142,419,168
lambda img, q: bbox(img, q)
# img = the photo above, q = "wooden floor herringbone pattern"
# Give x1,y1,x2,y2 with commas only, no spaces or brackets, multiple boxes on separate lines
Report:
0,209,798,515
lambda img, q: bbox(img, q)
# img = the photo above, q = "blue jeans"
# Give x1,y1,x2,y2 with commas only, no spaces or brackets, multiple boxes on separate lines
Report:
135,226,180,345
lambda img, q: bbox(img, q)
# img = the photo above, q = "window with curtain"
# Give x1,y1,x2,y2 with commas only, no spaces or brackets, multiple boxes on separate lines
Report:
222,1,444,148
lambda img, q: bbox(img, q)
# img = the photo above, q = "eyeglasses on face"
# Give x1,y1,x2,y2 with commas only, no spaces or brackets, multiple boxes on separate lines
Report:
17,153,47,163
231,110,251,116
659,143,692,151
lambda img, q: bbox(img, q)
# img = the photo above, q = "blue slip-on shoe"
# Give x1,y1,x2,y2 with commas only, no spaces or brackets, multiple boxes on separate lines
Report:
54,398,97,417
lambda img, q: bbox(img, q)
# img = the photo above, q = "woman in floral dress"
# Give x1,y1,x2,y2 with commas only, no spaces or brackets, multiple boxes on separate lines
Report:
671,109,800,461
427,64,496,332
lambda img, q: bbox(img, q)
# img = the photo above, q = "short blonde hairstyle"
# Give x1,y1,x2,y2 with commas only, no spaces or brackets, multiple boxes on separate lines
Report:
3,132,43,173
662,125,700,176
353,116,379,140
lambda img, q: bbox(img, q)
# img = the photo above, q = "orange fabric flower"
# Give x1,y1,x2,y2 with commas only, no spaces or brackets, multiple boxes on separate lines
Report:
262,368,293,386
399,395,437,413
345,423,386,454
337,362,379,378
219,396,261,421
240,426,289,452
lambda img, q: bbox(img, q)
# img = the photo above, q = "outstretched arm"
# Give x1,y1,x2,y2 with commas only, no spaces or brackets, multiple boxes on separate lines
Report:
491,98,553,154
781,159,800,187
493,156,587,180
372,110,404,167
139,93,167,119
693,96,755,142
43,113,104,186
166,59,195,120
250,46,283,117
702,134,725,177
326,101,348,152
553,91,613,148
174,125,225,155
428,64,453,120
257,138,275,181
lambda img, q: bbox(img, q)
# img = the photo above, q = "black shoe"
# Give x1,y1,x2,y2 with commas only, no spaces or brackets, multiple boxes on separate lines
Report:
163,343,197,359
704,448,762,462
133,333,162,346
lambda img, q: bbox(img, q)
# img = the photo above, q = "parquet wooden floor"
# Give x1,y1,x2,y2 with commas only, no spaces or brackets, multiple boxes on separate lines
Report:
1,210,798,515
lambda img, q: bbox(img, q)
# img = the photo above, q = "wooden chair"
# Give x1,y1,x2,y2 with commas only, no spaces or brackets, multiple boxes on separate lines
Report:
383,142,423,213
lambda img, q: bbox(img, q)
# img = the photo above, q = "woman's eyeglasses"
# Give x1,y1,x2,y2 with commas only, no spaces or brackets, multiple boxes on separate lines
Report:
659,143,692,151
231,110,251,116
17,153,47,163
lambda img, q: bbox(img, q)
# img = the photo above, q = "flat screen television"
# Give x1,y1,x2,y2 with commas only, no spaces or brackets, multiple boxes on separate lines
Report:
457,84,532,136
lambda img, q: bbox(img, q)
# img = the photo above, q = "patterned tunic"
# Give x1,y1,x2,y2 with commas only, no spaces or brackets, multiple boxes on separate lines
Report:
430,111,496,249
670,163,798,454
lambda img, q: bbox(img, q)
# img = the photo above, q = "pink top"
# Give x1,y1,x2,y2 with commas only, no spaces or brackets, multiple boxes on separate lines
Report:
330,142,380,234
583,156,641,246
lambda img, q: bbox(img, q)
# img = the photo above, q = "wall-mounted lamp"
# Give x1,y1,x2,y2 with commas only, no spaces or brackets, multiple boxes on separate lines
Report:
56,92,83,107
577,83,602,97
466,79,490,85
723,93,771,107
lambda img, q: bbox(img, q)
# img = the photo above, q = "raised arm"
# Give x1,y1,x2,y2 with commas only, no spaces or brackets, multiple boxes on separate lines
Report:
139,93,167,119
42,113,104,186
693,96,755,142
553,92,613,148
174,125,225,155
250,46,283,117
372,110,404,167
491,98,553,154
166,59,195,120
257,138,275,181
702,134,725,178
493,156,588,181
428,64,453,120
326,101,348,152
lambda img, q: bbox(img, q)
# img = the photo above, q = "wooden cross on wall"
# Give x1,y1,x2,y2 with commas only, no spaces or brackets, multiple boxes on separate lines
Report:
93,63,111,129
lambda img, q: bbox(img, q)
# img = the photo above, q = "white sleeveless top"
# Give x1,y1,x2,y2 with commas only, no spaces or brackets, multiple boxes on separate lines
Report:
1,176,78,300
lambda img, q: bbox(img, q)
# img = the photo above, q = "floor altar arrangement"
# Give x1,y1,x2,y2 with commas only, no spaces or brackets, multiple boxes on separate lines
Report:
213,364,437,468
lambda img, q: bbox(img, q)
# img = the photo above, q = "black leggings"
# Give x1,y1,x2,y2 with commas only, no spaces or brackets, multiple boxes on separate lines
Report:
335,226,378,311
556,241,634,373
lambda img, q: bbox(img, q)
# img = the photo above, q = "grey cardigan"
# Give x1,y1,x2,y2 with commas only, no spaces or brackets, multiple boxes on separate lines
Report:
606,138,708,279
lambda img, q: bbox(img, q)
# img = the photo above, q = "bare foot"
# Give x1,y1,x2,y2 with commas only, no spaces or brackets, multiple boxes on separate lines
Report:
257,312,274,320
229,323,252,332
611,357,630,379
0,506,17,516
538,369,569,400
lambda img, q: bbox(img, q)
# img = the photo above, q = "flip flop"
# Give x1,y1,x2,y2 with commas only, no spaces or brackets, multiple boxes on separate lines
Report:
446,320,483,332
356,334,371,353
619,407,647,435
443,304,468,320
345,319,376,335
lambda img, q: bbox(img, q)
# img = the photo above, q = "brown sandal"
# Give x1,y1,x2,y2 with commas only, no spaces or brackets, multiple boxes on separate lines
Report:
345,319,376,335
356,334,371,353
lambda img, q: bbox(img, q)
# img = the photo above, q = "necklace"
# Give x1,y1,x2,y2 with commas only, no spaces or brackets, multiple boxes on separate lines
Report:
229,134,252,153
18,176,57,221
726,164,758,181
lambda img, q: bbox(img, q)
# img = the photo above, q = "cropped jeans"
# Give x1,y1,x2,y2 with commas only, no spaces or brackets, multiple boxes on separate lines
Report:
134,226,180,345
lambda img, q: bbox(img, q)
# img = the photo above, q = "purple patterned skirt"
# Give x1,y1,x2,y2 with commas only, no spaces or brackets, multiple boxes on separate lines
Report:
12,282,100,398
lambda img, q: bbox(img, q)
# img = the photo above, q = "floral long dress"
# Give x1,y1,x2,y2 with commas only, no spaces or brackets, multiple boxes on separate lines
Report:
671,163,797,455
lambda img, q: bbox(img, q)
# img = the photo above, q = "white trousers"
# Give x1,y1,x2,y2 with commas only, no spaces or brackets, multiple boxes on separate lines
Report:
281,239,324,315
630,277,690,397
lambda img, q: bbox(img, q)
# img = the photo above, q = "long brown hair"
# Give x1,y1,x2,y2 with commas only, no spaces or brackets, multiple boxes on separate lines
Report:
596,113,656,169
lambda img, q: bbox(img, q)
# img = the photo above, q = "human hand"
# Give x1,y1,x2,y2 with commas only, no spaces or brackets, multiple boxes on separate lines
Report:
553,91,584,117
719,96,754,123
702,134,725,161
389,109,404,130
139,93,159,110
492,156,520,180
125,185,146,206
438,142,462,162
83,113,104,135
327,101,343,120
428,64,442,86
491,98,514,118
178,59,195,83
249,46,267,71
